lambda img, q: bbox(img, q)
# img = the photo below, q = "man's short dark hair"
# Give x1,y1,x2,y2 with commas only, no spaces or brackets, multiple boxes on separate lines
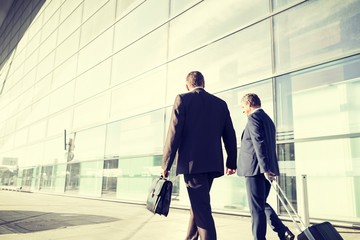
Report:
241,93,261,107
186,71,205,88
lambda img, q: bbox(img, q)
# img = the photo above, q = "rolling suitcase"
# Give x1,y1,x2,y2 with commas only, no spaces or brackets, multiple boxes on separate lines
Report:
270,180,343,240
297,221,343,240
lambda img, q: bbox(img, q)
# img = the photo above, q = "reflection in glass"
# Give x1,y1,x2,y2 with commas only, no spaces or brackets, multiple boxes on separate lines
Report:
276,55,360,139
112,25,168,86
274,0,360,72
296,137,360,222
167,21,272,105
107,110,164,157
169,0,269,59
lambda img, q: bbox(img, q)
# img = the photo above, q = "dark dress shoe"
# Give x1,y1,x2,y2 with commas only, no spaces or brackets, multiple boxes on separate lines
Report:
281,230,295,240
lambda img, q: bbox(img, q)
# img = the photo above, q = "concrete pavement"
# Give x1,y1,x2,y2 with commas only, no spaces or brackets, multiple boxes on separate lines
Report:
0,190,359,240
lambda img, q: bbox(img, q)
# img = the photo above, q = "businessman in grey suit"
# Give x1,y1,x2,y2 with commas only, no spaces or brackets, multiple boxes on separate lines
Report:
237,93,294,240
162,71,237,240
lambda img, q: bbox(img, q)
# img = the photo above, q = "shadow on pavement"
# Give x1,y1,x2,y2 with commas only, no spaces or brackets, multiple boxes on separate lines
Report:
0,210,120,234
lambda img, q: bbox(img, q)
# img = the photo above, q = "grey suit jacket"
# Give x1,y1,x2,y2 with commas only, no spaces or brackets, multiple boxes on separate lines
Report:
162,88,237,177
237,108,280,177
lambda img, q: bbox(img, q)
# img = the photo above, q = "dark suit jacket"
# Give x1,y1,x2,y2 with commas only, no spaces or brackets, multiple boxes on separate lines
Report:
162,88,237,177
237,108,280,177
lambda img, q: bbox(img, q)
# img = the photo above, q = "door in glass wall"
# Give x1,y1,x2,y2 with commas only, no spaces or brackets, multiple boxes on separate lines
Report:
102,159,119,198
64,163,80,193
21,168,34,192
40,165,54,191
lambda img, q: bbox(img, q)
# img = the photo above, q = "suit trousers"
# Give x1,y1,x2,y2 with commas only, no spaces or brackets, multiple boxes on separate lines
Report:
184,173,216,240
245,174,288,240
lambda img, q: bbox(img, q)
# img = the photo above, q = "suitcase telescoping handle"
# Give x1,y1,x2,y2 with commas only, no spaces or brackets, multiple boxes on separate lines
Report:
270,179,316,240
270,180,306,232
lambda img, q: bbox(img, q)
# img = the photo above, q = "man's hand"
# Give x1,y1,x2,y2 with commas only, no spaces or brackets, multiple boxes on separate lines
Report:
264,171,276,182
226,168,236,175
161,169,169,178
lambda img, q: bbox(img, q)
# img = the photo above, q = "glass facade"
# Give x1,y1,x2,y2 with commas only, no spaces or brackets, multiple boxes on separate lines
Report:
0,0,359,224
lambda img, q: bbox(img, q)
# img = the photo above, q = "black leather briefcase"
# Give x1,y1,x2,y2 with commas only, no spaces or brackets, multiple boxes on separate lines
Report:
146,176,172,217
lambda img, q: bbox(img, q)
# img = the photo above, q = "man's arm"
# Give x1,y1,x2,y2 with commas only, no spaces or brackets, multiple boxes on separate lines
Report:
162,95,185,176
223,109,237,171
247,115,269,173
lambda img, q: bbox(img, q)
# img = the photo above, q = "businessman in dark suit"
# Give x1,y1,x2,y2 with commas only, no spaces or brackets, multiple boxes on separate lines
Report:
162,71,237,240
237,93,294,240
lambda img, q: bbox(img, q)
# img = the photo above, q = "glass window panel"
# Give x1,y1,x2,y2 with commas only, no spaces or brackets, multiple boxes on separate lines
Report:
102,159,119,198
80,0,115,48
104,122,121,158
33,73,51,102
65,162,80,193
117,155,161,200
14,128,28,148
42,0,60,22
75,58,111,103
26,30,41,58
55,29,80,67
274,0,360,72
52,54,77,90
216,79,274,143
16,106,32,129
110,67,166,120
39,165,54,191
78,27,113,74
43,137,67,165
28,120,47,143
24,49,39,74
72,125,106,162
49,80,75,114
53,163,67,193
166,20,272,105
38,30,57,61
59,0,82,24
73,94,110,130
31,96,50,123
78,160,103,197
272,0,303,11
113,0,169,52
58,3,82,44
116,0,140,19
168,0,269,59
170,0,202,17
111,25,168,86
0,135,14,152
3,116,17,136
47,109,73,137
106,110,164,158
41,9,60,43
83,0,110,22
23,143,44,166
295,137,360,222
276,55,360,139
